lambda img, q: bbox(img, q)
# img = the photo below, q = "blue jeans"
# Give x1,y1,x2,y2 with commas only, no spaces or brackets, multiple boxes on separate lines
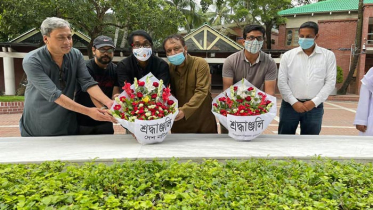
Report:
278,100,324,135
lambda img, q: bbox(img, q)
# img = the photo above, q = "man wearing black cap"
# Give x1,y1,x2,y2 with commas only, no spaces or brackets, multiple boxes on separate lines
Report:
75,35,120,135
116,30,170,87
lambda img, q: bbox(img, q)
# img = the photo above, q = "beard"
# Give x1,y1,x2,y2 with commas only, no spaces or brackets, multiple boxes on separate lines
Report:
96,55,112,65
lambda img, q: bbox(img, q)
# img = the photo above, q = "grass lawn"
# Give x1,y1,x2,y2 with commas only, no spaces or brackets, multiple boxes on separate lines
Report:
0,96,24,102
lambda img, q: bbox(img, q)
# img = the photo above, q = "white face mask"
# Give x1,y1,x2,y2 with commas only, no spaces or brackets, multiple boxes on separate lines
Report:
133,47,152,61
244,39,263,54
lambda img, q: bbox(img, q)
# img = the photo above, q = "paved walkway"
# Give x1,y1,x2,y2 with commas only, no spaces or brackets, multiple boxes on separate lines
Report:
0,99,360,137
1,134,372,164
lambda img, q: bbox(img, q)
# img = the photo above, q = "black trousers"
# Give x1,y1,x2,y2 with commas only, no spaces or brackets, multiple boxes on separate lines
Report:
78,122,114,135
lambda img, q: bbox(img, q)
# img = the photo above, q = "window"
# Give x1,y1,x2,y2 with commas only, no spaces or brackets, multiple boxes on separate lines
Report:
286,28,299,46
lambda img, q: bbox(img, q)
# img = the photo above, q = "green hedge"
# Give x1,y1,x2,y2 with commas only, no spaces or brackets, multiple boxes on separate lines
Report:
337,66,344,84
1,159,373,209
0,96,24,102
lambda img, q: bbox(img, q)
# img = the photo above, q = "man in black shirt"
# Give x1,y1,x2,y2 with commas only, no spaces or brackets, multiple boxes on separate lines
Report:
116,30,170,87
75,35,120,134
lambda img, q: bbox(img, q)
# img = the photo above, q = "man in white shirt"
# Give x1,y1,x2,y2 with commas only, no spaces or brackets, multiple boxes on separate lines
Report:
277,21,336,135
354,67,373,136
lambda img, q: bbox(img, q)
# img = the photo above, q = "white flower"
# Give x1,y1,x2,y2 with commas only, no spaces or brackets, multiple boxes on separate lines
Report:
237,84,248,98
145,79,156,93
145,112,151,117
129,116,137,121
251,89,256,97
134,78,138,90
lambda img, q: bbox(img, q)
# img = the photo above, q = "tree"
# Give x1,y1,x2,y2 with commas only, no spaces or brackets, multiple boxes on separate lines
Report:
248,0,291,50
291,0,327,7
167,0,206,33
338,0,364,95
0,0,58,41
113,0,185,49
0,0,185,56
200,0,292,49
205,0,230,26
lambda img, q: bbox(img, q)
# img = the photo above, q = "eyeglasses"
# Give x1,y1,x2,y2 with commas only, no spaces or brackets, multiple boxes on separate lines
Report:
97,48,114,53
59,69,66,90
246,36,264,41
131,43,152,49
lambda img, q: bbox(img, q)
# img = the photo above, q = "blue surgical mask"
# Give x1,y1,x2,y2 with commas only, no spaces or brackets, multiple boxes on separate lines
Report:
167,51,185,66
298,38,315,50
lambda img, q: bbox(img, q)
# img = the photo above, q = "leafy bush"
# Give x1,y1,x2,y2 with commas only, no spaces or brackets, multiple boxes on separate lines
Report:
1,159,373,209
337,66,344,83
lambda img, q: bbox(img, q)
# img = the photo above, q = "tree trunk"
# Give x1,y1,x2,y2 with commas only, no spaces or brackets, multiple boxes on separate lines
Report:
87,39,94,59
265,23,272,50
337,0,363,95
114,27,120,47
120,28,129,49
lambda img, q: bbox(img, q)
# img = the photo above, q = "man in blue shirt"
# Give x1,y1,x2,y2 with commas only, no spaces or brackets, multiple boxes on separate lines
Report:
20,17,116,136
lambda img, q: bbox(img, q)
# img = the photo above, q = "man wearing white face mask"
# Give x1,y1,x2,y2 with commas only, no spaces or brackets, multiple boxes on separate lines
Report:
116,30,170,88
278,21,336,135
223,25,277,95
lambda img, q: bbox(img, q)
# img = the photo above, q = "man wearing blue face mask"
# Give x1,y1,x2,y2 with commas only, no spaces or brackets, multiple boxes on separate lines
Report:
222,25,277,95
277,21,336,135
116,30,170,88
162,34,217,133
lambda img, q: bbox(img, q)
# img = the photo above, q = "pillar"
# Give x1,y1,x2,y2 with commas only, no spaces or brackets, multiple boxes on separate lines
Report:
2,47,16,95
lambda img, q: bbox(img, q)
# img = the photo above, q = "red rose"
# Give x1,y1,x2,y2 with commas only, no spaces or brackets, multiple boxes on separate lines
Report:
153,82,159,87
167,100,174,105
120,96,126,102
138,81,145,86
248,87,254,91
234,86,238,91
151,94,157,99
238,105,245,110
218,97,226,102
137,92,143,98
113,105,121,110
236,99,244,103
245,96,251,101
220,109,227,116
213,103,218,107
156,102,162,106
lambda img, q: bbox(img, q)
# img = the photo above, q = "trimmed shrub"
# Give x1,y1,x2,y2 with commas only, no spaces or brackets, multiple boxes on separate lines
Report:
337,66,344,84
1,159,373,209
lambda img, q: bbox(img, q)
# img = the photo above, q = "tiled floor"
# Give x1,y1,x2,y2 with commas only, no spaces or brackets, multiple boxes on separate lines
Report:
1,99,360,137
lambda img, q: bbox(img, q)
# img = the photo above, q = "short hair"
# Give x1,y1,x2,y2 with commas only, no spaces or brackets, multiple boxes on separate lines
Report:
299,21,319,35
243,25,265,39
127,30,153,49
162,34,185,51
40,17,70,36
